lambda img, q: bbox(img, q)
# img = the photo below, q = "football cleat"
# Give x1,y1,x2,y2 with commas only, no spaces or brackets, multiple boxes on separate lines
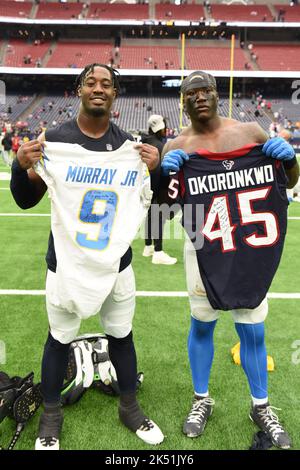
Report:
35,436,60,450
249,402,292,449
183,396,215,438
35,406,63,451
136,418,164,445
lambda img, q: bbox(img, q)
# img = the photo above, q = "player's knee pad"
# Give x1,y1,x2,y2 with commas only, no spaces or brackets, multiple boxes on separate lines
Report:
112,265,135,303
191,306,220,322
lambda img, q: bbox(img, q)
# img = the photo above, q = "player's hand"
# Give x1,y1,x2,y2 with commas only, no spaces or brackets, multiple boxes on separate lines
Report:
135,143,159,171
16,140,44,170
262,137,295,161
161,149,189,175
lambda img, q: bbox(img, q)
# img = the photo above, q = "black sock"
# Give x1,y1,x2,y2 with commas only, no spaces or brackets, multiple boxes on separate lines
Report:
43,401,61,412
106,331,137,394
119,393,146,432
41,332,70,403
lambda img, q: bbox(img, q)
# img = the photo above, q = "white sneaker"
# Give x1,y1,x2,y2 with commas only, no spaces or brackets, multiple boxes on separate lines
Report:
152,251,177,265
35,437,60,450
136,418,164,445
143,245,154,257
35,408,63,450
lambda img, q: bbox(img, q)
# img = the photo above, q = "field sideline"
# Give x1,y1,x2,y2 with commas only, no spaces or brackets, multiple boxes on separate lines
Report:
0,160,299,450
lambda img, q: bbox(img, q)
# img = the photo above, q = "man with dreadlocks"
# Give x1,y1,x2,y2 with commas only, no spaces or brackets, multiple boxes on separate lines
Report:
10,64,164,450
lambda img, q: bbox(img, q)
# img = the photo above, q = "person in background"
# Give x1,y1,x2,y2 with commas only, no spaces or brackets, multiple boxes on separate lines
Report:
141,115,177,265
1,131,13,166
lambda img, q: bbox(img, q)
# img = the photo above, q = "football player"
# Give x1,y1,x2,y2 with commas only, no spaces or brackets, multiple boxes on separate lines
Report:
161,70,299,449
10,64,164,450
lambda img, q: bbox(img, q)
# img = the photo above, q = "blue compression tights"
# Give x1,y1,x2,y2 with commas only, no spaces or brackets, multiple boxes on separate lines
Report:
188,317,217,395
188,318,267,399
235,322,268,399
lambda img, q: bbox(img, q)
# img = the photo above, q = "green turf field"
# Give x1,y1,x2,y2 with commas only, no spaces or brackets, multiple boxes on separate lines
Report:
0,160,299,450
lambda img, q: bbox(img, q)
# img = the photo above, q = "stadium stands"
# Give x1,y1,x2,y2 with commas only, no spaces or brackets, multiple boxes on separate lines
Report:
86,3,148,20
270,98,300,123
3,39,300,72
35,2,83,20
46,42,112,68
1,1,299,23
4,40,50,67
118,45,180,69
210,5,273,22
0,93,36,122
185,46,250,71
253,45,300,71
155,4,205,21
0,93,273,134
274,5,300,22
0,0,32,18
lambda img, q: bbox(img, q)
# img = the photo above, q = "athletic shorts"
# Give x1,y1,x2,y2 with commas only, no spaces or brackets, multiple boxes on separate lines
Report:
184,239,268,324
46,264,136,344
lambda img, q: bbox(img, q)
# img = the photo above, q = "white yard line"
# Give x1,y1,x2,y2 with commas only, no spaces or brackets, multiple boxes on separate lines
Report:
0,173,10,180
0,290,300,299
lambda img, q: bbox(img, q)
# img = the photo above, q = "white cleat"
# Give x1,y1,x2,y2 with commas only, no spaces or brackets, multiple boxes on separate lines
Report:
35,437,60,450
152,251,177,265
143,245,154,257
136,418,164,445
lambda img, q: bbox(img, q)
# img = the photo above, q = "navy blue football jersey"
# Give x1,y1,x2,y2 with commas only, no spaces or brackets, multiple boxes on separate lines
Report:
170,144,288,310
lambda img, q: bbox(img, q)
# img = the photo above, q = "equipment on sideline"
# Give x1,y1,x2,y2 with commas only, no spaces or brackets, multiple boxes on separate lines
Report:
61,334,144,405
231,342,275,371
0,371,42,450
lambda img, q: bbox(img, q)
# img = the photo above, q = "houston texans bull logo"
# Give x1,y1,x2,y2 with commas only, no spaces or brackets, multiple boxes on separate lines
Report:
222,160,234,171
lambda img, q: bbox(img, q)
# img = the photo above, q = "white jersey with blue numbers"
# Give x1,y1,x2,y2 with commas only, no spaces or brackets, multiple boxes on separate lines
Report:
35,140,152,318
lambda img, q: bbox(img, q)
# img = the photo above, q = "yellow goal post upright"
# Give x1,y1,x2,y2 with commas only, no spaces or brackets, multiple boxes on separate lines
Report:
179,32,185,130
229,33,235,119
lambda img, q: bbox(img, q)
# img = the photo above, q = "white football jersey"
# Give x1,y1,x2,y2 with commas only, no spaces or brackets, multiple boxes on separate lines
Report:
35,140,152,318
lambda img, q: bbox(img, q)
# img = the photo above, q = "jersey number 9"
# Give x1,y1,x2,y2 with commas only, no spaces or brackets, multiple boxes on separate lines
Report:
76,190,118,250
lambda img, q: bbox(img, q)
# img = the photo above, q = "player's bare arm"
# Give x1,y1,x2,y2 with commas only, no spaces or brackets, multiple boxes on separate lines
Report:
161,134,189,157
242,121,269,143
